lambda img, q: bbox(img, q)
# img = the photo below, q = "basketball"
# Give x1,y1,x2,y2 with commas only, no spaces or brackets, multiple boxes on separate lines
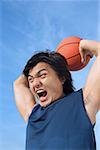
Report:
56,36,90,71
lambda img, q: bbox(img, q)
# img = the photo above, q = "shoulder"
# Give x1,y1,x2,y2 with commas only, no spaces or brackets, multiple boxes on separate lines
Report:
67,89,96,125
65,89,83,99
61,89,83,106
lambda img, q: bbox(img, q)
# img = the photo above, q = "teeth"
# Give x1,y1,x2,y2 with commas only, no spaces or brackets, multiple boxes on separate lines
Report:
36,90,47,98
36,90,44,94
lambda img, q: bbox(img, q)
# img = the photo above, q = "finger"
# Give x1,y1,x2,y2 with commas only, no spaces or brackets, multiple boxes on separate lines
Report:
79,46,84,63
87,52,93,58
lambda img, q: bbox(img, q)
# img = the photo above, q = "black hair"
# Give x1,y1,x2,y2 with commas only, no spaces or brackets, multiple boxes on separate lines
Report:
23,51,75,95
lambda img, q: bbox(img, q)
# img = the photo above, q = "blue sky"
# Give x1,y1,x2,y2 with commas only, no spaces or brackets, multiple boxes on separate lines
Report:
0,0,100,150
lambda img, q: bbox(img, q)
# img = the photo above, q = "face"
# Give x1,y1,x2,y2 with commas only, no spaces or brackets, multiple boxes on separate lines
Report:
28,62,64,107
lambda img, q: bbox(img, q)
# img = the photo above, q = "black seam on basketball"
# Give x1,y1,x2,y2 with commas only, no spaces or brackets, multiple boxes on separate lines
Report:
67,53,80,60
70,61,84,70
57,42,80,51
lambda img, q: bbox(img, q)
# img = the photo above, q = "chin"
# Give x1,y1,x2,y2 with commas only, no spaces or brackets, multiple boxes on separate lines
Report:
40,101,51,108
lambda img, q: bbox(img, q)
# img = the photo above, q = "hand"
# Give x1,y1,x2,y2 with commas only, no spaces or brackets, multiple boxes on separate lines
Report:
79,40,93,63
14,74,28,87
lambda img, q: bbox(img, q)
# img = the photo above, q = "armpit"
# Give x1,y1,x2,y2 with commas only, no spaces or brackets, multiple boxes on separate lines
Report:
84,93,98,124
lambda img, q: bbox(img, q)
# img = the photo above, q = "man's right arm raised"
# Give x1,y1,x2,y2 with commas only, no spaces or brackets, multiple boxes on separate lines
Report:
13,75,36,122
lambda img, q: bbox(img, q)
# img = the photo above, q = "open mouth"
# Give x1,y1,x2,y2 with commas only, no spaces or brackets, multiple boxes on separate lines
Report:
36,90,47,101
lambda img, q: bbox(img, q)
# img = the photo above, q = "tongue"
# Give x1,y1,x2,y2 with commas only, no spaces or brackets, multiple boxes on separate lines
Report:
39,91,47,102
38,91,47,98
42,91,47,97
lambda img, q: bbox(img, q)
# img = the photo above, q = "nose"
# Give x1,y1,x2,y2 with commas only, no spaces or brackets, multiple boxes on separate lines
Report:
32,77,42,89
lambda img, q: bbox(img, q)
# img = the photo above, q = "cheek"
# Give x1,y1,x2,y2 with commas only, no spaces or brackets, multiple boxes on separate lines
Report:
45,77,63,93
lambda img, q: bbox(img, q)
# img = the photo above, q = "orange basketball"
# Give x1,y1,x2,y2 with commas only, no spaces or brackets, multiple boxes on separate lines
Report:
56,36,90,71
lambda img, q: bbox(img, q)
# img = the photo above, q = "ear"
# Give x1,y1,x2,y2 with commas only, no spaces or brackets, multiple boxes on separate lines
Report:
61,77,66,85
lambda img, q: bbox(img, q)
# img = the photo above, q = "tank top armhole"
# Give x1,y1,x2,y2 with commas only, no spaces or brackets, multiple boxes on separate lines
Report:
28,104,40,122
79,88,95,128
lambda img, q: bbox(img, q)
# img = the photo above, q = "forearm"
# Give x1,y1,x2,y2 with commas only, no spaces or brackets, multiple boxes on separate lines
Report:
84,54,100,105
81,40,100,111
13,75,36,122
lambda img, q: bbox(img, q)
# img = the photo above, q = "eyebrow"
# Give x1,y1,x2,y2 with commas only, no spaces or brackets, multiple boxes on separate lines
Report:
28,68,47,78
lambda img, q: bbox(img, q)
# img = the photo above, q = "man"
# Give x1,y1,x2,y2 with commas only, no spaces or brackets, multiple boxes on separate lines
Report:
14,39,100,150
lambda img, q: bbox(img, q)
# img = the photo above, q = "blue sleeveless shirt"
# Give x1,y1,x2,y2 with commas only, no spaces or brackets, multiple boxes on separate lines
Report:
26,89,96,150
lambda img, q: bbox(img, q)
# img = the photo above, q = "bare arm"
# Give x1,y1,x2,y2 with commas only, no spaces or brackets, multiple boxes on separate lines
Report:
13,75,36,122
79,40,100,124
